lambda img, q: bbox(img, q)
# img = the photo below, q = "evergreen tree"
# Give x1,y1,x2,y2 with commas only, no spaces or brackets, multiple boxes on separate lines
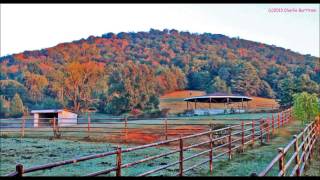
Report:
10,93,24,118
0,95,9,117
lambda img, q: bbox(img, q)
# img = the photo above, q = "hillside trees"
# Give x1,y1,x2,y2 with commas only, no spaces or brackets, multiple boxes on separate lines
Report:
156,65,187,94
105,61,159,115
206,76,228,94
0,80,28,102
295,74,319,94
259,80,275,98
64,61,105,112
187,71,211,90
0,29,319,114
230,61,261,96
23,72,48,102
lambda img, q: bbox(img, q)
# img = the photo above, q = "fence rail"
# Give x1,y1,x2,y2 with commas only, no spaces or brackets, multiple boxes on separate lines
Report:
4,108,294,176
254,115,320,177
0,114,276,143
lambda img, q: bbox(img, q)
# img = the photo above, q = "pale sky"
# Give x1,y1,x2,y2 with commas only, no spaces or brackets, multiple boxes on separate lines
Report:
0,4,319,57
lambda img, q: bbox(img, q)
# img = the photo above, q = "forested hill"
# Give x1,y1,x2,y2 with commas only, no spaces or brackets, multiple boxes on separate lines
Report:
0,29,319,116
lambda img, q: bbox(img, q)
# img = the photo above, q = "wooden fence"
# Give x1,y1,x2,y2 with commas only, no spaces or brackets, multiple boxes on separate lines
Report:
253,115,320,176
5,108,293,176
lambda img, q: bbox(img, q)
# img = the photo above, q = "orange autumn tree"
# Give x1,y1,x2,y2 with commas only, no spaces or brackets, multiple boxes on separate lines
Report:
64,61,105,112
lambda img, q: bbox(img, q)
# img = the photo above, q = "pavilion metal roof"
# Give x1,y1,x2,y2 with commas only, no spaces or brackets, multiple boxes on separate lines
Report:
183,93,252,103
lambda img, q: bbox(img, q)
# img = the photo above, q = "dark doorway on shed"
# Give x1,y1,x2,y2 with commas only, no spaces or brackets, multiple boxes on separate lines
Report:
38,113,58,127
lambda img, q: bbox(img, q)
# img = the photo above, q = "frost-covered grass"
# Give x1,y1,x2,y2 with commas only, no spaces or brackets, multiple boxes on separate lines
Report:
2,120,316,176
199,120,319,176
0,137,220,176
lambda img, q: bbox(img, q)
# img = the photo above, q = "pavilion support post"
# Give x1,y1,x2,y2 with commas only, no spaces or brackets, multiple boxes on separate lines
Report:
209,98,211,109
247,101,249,111
227,98,229,112
186,101,189,110
241,98,244,109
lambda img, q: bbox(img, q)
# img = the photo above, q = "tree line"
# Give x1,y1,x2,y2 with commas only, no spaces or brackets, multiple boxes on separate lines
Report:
0,29,319,117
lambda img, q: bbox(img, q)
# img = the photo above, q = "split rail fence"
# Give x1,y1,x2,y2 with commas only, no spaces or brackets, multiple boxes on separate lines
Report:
5,108,295,176
253,115,320,176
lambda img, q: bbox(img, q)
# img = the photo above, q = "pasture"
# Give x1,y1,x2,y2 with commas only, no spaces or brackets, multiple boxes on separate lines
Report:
2,108,308,176
0,112,274,144
1,110,309,176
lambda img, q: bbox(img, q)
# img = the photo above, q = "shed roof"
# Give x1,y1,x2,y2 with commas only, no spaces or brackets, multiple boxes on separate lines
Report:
30,109,76,114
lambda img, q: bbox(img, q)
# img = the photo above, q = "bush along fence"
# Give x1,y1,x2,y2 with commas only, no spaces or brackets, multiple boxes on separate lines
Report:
252,115,320,177
5,108,293,176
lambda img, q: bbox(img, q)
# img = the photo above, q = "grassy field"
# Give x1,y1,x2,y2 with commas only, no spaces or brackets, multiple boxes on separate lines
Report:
159,90,279,114
0,137,217,176
2,119,317,176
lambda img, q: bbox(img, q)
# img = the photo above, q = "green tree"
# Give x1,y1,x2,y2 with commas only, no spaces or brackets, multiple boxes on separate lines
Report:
277,73,296,106
293,92,319,125
10,93,24,118
295,74,319,94
106,61,159,115
187,71,211,90
206,76,228,94
230,61,261,96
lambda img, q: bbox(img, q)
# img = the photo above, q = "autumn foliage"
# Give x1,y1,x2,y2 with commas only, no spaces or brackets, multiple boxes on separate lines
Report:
0,29,319,116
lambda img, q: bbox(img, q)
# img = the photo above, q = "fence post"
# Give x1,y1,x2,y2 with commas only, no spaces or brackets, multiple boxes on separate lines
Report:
209,129,213,175
116,146,122,176
16,164,24,177
272,114,275,133
21,116,25,138
306,126,311,166
164,118,168,140
293,135,300,176
241,121,244,152
308,124,313,163
228,127,232,160
278,148,285,176
301,133,306,169
278,112,280,128
281,111,283,127
53,117,56,137
179,136,184,176
260,119,263,145
88,112,91,132
284,110,287,125
124,116,128,142
252,120,255,146
267,118,270,143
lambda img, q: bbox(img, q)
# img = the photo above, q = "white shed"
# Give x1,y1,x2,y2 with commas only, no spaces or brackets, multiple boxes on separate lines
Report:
30,109,78,127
